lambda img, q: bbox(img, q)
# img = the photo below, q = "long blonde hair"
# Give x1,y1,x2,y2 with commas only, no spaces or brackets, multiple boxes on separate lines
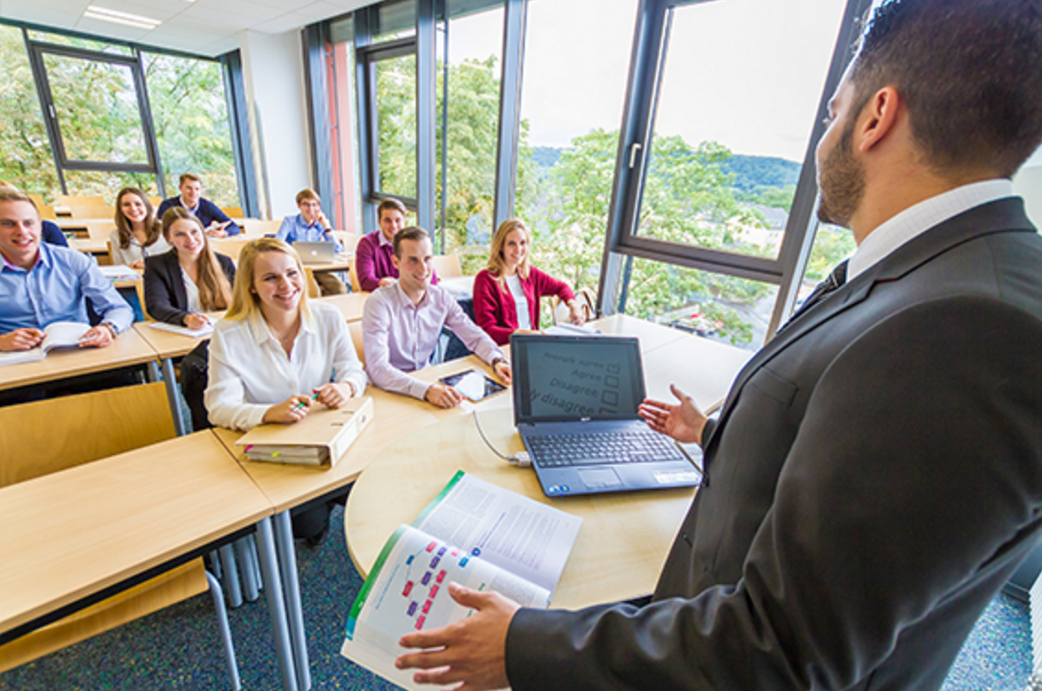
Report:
225,238,311,323
485,218,532,291
161,207,232,312
114,187,161,250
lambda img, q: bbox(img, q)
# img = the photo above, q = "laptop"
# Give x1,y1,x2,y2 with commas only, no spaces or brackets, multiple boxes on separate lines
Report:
293,241,337,265
511,333,702,497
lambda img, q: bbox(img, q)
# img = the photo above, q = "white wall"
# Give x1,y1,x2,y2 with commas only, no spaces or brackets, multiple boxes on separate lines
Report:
238,29,313,221
1013,163,1042,231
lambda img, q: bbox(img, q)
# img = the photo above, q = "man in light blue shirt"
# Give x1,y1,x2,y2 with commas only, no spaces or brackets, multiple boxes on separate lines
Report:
0,188,133,352
277,188,347,295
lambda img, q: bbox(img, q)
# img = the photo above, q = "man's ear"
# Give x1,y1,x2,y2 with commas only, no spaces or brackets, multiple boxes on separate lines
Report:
857,86,901,153
391,254,399,271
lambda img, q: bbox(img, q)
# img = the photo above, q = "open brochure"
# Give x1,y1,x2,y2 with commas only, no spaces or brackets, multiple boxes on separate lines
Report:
0,321,90,367
544,323,601,337
340,471,582,689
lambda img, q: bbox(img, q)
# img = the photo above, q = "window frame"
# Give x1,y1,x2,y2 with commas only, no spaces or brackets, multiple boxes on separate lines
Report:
599,0,873,337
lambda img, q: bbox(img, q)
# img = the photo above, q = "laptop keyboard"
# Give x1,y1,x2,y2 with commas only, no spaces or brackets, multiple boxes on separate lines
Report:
527,428,685,468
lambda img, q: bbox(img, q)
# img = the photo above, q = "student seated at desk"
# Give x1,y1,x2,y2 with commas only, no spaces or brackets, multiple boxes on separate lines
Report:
363,226,510,408
355,197,438,292
473,218,585,345
0,181,66,248
205,238,366,542
109,187,170,269
0,187,133,352
157,172,240,238
144,207,234,329
276,188,347,296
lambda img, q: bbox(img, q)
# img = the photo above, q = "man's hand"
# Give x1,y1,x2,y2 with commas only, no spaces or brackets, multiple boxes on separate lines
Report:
379,276,396,288
313,382,354,408
0,328,43,352
262,395,313,424
78,324,114,349
638,383,708,445
205,221,230,238
493,360,511,385
425,382,464,408
396,583,519,691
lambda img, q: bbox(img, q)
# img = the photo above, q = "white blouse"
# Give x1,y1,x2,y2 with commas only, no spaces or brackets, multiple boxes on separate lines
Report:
107,228,171,266
205,301,368,431
506,273,531,330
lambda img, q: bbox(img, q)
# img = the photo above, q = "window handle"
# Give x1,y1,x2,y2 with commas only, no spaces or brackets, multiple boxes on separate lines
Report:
629,142,642,169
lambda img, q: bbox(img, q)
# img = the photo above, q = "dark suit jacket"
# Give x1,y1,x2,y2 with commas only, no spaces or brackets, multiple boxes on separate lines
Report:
157,196,241,236
143,250,236,325
506,198,1042,690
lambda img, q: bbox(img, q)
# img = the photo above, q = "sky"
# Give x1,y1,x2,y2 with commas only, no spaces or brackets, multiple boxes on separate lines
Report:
447,0,849,163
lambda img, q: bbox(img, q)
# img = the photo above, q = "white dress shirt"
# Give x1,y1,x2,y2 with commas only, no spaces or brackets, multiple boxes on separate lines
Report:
362,281,504,400
107,229,171,266
205,301,367,430
847,179,1014,281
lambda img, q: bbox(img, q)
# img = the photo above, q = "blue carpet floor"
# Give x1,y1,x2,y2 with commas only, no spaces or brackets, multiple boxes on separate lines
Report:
1,504,1031,690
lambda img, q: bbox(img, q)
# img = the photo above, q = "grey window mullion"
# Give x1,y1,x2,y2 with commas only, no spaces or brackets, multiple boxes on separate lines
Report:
23,28,67,194
416,0,437,234
492,0,528,229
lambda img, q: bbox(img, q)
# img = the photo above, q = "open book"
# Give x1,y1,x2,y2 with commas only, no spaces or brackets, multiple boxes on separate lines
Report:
340,471,582,689
146,320,215,339
0,321,90,367
235,397,374,466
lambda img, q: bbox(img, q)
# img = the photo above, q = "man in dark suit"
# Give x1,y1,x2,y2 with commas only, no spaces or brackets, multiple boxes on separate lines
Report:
394,1,1042,689
157,172,241,238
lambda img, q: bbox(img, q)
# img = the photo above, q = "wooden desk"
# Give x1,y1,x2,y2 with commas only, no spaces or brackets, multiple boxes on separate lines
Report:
67,237,109,257
0,430,304,690
346,408,694,608
315,292,369,323
346,315,753,609
0,327,157,393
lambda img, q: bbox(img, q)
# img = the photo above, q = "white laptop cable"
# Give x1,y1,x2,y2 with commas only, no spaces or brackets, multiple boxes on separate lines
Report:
473,410,531,467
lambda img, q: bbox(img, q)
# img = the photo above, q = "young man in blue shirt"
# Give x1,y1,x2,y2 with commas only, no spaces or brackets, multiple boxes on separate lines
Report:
0,188,133,353
276,188,347,295
157,173,241,238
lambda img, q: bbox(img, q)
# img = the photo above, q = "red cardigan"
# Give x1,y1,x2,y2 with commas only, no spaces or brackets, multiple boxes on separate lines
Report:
472,267,576,345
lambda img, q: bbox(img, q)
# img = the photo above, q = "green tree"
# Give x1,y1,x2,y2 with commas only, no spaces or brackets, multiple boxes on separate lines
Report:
525,130,771,345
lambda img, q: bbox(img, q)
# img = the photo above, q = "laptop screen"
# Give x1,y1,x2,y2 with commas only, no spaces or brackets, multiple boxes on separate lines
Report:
511,334,645,424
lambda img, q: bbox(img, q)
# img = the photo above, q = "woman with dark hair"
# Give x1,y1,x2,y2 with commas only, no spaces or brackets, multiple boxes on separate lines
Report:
144,207,234,329
109,187,169,268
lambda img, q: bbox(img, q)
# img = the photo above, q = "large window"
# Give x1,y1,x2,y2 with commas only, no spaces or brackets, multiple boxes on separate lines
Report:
517,0,639,293
0,22,245,208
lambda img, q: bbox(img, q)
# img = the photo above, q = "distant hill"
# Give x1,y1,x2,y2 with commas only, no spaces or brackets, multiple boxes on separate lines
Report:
723,155,802,192
531,146,562,169
526,147,801,194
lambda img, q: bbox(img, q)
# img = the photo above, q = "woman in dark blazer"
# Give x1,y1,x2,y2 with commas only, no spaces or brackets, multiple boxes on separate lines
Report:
144,207,235,327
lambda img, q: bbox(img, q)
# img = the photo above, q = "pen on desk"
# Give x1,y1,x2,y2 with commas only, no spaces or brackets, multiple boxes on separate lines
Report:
292,392,319,412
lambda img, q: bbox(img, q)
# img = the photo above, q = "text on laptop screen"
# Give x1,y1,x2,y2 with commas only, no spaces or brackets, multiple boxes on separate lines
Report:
517,337,644,421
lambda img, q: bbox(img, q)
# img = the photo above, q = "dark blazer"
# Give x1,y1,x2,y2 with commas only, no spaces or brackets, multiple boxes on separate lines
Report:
41,220,68,247
143,250,236,325
157,196,241,236
506,198,1042,691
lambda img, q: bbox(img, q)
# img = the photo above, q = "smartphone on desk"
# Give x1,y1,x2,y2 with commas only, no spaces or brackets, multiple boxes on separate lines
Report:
439,369,507,402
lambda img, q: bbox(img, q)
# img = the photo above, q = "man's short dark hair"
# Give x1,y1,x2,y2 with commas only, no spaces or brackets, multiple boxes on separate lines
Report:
179,172,201,186
393,226,430,258
377,198,407,220
296,188,320,205
850,0,1042,178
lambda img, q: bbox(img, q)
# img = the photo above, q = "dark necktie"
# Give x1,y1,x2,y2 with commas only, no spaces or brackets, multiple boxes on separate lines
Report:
782,259,849,329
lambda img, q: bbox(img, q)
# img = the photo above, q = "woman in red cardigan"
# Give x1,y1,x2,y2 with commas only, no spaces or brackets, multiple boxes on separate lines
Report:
472,219,585,345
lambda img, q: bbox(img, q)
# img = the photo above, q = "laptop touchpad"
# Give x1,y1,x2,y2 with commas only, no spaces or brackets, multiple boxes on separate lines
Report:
578,468,622,490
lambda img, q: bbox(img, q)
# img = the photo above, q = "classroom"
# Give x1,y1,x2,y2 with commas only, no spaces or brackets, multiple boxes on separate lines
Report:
1,0,1041,688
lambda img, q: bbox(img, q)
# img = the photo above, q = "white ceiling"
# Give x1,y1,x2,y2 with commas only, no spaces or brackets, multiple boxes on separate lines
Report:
0,0,370,57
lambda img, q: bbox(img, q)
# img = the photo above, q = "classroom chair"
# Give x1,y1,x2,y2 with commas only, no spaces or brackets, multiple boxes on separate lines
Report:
222,206,243,218
430,252,462,279
332,230,362,254
349,320,365,366
553,285,598,325
211,237,251,264
0,384,241,689
348,258,361,292
84,220,114,240
238,219,282,237
37,204,57,221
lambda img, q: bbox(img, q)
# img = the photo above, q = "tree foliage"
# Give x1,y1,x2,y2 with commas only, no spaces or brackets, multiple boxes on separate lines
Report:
0,25,238,206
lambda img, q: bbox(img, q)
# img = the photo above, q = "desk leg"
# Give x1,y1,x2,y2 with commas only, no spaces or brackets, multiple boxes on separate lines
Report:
274,510,312,691
159,357,189,436
234,536,260,602
255,517,299,691
218,544,243,608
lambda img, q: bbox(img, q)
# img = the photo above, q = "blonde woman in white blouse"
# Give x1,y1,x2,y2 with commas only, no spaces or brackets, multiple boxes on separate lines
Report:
205,237,366,431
